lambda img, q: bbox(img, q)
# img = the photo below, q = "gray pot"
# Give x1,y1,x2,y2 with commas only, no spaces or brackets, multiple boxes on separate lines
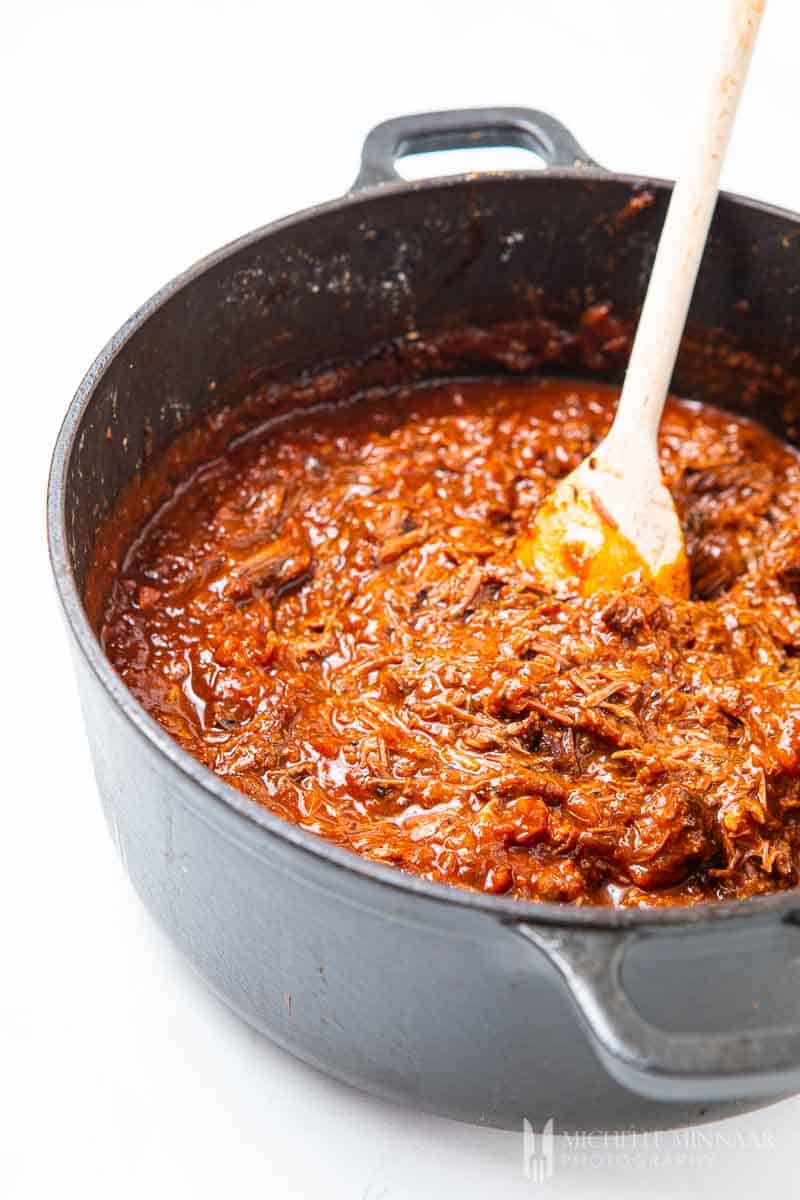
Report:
48,108,800,1131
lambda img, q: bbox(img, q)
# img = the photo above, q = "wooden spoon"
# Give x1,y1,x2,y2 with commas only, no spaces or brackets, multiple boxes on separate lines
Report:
518,0,765,599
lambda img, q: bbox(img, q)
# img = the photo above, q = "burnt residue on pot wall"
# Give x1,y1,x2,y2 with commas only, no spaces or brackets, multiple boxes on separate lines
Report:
65,175,800,605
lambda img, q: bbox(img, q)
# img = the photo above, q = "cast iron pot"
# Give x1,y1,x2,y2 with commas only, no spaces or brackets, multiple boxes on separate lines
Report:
48,108,800,1132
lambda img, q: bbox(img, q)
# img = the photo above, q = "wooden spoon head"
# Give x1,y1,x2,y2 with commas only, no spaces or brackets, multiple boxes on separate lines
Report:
518,457,689,599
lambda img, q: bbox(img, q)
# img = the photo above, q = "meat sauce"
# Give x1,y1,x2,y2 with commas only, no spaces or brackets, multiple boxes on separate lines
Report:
97,378,800,906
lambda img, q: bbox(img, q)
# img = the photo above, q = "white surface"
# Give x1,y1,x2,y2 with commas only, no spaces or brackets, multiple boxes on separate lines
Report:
2,1,800,1196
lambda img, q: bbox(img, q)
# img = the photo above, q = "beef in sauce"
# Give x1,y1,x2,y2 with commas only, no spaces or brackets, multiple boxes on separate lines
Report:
97,378,800,906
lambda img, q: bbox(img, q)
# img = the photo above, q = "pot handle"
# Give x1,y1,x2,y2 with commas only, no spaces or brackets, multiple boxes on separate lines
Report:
352,107,598,191
517,921,800,1102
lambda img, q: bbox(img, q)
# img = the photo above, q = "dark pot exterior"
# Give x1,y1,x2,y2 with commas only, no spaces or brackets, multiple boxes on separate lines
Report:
49,109,800,1131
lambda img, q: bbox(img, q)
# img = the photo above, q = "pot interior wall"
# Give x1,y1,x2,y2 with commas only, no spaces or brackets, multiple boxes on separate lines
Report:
64,174,800,596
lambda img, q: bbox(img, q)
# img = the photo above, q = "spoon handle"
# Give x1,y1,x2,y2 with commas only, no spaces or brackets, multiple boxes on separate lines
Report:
607,0,765,461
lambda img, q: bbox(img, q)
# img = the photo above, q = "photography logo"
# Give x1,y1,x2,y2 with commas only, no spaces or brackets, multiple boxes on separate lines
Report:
522,1117,555,1184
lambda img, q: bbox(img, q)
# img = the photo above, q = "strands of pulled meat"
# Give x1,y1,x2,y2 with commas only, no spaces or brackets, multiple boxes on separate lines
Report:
99,379,800,906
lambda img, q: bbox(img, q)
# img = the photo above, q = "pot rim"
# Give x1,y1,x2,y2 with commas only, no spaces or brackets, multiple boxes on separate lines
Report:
48,167,800,933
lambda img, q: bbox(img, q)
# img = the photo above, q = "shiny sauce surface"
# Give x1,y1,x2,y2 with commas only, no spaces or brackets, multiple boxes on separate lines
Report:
99,379,800,906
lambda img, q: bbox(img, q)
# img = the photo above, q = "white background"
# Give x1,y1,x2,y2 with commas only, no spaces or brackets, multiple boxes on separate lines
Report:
3,1,800,1196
